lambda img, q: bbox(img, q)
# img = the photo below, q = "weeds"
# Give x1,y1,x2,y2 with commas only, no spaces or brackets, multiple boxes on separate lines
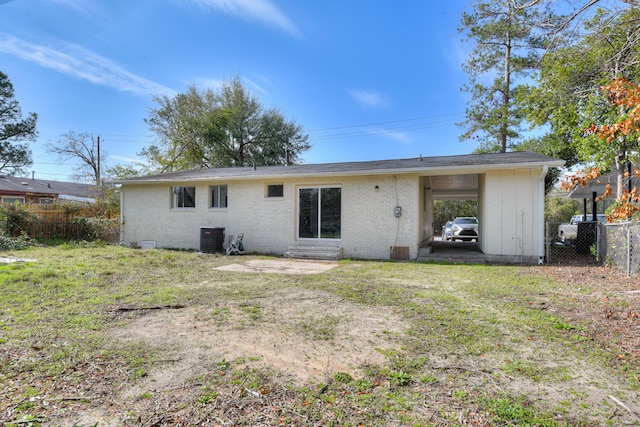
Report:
0,245,637,426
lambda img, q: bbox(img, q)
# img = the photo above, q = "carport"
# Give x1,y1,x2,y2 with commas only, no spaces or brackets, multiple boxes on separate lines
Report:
419,173,482,260
416,153,563,264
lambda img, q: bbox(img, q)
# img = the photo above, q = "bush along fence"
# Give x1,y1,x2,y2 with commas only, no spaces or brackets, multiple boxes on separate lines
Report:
0,202,120,243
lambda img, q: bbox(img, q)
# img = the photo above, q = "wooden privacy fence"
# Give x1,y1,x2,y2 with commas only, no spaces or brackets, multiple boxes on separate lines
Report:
5,203,120,243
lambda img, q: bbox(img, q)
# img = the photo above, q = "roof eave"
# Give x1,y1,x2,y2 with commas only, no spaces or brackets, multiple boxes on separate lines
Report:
114,160,565,185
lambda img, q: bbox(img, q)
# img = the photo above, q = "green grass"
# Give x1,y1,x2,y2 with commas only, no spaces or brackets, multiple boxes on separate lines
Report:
0,243,637,426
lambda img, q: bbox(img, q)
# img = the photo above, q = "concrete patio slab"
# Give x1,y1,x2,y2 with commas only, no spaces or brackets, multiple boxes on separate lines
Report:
214,258,338,275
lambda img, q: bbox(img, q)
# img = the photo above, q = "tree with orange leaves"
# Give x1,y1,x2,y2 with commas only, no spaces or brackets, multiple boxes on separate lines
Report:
566,77,640,220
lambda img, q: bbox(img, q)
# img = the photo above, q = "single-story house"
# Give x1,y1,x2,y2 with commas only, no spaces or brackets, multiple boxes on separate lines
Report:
113,151,564,264
0,175,97,204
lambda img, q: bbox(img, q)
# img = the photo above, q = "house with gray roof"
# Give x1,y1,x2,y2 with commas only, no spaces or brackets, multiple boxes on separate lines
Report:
113,151,564,263
0,175,97,204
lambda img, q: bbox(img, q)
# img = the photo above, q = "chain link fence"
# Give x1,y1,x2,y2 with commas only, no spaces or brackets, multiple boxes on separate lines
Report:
600,221,640,277
546,221,601,265
546,220,640,276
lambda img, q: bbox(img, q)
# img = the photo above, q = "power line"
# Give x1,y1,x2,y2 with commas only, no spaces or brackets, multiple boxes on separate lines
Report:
52,113,465,144
308,112,464,133
26,112,466,175
308,116,462,141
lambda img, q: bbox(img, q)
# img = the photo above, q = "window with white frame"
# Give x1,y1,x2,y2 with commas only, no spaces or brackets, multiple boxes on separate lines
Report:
171,186,195,208
298,187,341,239
210,184,228,208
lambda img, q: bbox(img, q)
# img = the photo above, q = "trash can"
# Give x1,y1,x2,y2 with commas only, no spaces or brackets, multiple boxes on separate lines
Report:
200,227,225,253
575,222,596,254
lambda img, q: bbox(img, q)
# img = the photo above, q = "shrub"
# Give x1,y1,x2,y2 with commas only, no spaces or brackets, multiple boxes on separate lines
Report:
0,203,38,237
0,233,31,250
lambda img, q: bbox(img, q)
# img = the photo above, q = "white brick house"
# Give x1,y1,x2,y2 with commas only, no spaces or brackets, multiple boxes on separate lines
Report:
113,152,564,264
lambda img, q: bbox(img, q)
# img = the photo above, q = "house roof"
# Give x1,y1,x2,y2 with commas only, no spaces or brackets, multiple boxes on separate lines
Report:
113,151,565,184
0,175,97,202
568,170,640,199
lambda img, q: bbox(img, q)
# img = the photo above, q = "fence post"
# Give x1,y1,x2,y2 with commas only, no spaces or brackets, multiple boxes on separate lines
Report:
545,221,550,264
627,223,631,278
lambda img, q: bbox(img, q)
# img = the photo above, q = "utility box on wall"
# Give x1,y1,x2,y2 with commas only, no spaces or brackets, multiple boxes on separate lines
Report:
200,227,225,253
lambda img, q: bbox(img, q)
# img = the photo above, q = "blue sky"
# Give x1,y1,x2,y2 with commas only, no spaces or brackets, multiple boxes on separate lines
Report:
0,0,477,181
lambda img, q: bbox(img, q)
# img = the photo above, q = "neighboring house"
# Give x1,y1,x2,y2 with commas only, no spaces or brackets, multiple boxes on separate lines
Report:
113,152,564,264
567,170,639,218
0,175,97,204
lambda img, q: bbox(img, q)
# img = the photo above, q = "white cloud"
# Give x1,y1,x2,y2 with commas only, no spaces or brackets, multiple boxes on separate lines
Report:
189,76,269,97
242,76,270,97
348,89,390,110
0,34,175,97
188,0,300,37
190,78,227,90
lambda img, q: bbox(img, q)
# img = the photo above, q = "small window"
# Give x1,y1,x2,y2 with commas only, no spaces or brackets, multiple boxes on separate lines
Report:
210,185,228,208
2,196,25,204
171,186,195,208
267,184,284,198
39,198,55,205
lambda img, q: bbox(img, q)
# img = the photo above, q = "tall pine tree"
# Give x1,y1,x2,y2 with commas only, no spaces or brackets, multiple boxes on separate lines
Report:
458,0,562,153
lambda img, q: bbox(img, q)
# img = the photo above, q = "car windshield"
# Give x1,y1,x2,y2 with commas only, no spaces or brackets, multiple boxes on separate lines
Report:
573,214,607,223
455,218,477,224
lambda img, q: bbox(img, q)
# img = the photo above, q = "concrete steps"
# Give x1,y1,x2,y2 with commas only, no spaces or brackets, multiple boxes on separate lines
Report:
285,246,343,260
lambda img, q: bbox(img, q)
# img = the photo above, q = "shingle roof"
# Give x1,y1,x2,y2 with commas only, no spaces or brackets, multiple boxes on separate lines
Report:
568,170,639,198
113,151,565,184
0,175,97,200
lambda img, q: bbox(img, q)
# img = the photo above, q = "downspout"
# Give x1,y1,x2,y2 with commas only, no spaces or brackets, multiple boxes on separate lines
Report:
537,166,548,265
119,185,125,245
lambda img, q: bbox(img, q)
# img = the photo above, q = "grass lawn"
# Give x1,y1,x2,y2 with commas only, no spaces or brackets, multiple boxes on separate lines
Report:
0,243,638,426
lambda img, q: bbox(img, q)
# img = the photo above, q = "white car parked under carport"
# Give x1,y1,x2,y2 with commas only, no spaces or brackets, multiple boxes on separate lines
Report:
450,216,478,242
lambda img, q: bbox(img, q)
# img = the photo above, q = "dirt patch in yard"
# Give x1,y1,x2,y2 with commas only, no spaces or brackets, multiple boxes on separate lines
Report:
112,287,404,385
52,286,408,426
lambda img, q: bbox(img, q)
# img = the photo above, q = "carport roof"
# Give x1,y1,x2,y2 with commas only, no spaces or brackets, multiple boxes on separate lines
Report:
113,151,564,184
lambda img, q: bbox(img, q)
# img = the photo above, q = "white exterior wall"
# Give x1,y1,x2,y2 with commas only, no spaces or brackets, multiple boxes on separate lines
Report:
480,168,544,263
339,174,420,259
120,174,422,259
421,183,434,244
